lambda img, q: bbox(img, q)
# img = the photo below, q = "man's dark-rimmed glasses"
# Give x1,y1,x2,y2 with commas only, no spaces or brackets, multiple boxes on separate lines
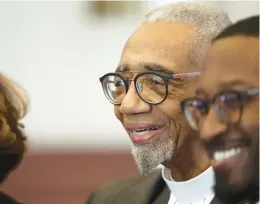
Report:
100,71,200,105
180,88,260,130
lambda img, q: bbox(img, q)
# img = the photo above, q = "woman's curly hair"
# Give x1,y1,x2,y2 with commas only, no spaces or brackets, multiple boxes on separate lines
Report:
0,74,28,183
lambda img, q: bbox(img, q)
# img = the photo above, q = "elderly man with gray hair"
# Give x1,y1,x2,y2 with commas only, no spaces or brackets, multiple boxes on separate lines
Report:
86,2,231,204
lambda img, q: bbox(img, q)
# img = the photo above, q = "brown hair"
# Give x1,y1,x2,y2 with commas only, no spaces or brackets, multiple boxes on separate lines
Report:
0,73,29,183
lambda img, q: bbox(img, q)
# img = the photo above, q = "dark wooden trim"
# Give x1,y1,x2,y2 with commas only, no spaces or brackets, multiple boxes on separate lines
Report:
1,151,137,204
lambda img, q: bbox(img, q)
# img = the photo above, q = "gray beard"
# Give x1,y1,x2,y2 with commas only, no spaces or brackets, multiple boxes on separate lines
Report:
131,137,176,175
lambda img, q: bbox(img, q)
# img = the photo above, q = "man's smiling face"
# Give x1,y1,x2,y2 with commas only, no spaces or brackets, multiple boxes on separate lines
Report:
113,21,210,176
198,35,259,202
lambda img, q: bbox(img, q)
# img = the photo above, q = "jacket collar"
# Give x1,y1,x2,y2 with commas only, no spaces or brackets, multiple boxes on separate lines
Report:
147,171,169,204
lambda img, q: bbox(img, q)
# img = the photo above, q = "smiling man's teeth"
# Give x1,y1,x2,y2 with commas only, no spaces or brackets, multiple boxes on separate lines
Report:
130,127,160,135
213,148,242,161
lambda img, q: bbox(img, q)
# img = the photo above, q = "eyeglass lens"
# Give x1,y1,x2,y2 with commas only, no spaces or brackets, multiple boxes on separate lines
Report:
102,75,127,104
184,92,243,130
102,73,167,104
135,74,167,104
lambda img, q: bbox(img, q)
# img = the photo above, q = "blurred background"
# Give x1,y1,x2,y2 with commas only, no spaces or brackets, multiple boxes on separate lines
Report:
0,1,259,204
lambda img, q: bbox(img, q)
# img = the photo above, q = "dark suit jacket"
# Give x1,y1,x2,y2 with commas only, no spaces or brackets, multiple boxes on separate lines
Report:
86,169,259,204
0,192,20,204
86,169,170,204
210,197,259,204
210,197,226,204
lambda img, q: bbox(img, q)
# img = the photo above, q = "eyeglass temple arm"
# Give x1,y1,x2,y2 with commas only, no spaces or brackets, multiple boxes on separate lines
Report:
247,88,260,95
172,72,200,79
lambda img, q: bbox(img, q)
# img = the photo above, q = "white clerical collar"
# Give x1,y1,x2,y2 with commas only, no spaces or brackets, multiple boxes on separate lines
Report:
162,166,215,204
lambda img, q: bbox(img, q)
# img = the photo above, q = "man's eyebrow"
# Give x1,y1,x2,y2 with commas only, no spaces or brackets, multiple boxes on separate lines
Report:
143,63,174,75
218,80,255,90
116,63,175,75
116,65,128,72
195,88,204,95
196,80,255,95
195,88,205,96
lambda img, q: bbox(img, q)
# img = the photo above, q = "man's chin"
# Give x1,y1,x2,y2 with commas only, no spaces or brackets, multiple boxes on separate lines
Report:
132,154,163,175
131,138,175,175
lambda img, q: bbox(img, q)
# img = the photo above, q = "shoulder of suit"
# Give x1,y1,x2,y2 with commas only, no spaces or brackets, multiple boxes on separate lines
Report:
0,191,20,204
92,169,161,199
101,169,161,190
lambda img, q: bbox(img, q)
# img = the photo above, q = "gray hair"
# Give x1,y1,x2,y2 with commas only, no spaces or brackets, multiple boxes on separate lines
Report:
143,2,232,66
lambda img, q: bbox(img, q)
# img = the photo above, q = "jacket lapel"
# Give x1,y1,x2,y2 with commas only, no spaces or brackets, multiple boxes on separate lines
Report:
210,195,259,204
210,196,222,204
151,185,170,204
0,192,19,204
146,173,169,204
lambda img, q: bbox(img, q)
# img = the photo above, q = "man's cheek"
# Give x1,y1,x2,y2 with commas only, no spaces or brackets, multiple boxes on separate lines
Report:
160,99,181,117
167,107,187,126
114,106,122,121
240,114,259,131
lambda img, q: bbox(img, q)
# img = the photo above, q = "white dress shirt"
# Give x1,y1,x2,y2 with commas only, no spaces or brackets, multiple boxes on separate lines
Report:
162,166,215,204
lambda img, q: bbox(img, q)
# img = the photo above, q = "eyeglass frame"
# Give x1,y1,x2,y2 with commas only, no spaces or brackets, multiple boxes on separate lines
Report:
99,71,200,105
180,87,260,129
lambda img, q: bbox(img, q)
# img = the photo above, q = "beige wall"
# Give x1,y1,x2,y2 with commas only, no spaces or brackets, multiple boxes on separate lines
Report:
0,1,258,151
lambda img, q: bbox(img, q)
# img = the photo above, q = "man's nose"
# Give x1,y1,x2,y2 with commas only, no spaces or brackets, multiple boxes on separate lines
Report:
120,83,151,114
200,107,228,143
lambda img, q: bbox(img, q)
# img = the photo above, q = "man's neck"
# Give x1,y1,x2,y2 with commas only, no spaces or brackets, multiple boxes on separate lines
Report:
169,160,210,181
166,139,211,181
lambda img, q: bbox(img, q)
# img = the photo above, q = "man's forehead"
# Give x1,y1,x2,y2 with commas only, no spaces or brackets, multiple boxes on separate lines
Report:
199,36,259,94
209,36,259,63
125,22,195,50
124,22,194,55
119,22,196,73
